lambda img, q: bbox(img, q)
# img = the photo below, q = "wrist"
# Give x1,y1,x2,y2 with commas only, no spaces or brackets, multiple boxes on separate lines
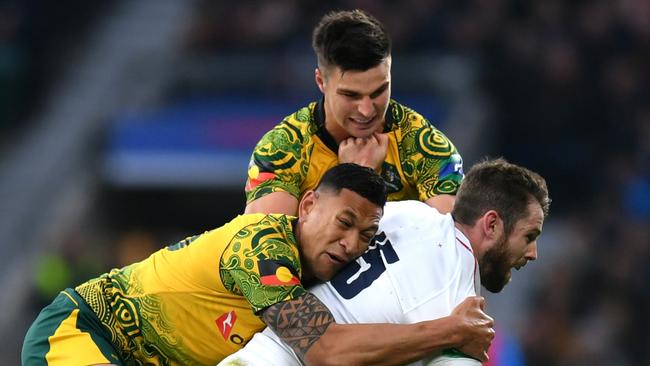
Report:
443,315,467,348
420,316,464,350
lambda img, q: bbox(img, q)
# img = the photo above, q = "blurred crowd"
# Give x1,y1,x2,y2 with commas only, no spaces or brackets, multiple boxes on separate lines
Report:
3,0,649,365
0,0,110,147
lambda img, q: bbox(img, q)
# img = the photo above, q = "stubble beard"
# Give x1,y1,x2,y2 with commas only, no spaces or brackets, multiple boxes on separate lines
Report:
479,234,512,293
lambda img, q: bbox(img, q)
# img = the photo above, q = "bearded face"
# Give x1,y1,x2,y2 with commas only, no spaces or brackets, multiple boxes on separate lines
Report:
479,233,512,293
479,202,544,293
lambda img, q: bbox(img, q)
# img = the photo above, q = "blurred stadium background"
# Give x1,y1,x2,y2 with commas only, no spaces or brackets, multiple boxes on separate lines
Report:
1,1,648,365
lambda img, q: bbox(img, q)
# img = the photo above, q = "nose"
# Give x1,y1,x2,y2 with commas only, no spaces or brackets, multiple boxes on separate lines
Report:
339,231,363,257
357,96,374,118
526,242,538,261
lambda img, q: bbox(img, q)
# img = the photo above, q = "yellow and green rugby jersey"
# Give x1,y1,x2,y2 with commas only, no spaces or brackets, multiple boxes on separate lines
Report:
75,213,306,366
245,99,464,204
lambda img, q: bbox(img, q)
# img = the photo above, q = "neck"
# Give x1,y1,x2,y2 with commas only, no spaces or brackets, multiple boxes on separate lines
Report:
324,118,349,144
322,100,385,144
454,221,481,261
294,220,315,283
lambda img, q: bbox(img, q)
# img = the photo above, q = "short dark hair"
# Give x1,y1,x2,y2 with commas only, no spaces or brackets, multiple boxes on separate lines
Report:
316,163,388,208
452,158,551,236
312,9,391,72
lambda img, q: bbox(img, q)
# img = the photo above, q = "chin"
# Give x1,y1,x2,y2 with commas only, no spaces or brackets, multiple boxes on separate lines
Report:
482,275,509,293
315,268,335,282
348,129,375,139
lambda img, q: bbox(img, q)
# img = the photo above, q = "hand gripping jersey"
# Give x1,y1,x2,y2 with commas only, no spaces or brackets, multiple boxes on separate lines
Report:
245,99,464,204
219,201,481,366
74,214,307,365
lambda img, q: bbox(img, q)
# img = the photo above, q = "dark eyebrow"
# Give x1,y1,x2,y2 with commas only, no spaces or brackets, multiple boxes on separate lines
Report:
338,208,357,219
339,209,379,233
370,82,389,97
528,229,541,239
337,81,390,98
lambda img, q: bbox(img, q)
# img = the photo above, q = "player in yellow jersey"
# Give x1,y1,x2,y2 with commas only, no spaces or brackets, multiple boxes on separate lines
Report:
245,9,464,216
22,164,494,366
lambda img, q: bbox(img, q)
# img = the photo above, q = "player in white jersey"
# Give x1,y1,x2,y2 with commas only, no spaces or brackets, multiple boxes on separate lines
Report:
220,158,550,366
219,201,480,366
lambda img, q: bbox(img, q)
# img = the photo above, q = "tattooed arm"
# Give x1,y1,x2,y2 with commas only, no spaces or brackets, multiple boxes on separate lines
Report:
262,293,494,366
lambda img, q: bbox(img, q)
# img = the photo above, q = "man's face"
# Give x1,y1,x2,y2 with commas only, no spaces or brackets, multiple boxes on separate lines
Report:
480,202,544,293
298,188,383,281
315,57,392,142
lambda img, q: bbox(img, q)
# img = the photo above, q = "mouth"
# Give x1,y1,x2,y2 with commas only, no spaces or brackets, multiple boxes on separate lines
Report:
348,116,376,128
326,252,346,265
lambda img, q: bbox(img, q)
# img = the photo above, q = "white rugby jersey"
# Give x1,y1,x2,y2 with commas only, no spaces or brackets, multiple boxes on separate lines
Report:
218,201,481,366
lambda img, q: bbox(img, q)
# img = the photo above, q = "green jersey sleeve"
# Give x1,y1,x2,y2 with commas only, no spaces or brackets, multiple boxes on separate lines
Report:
219,217,307,315
245,111,313,204
400,114,464,201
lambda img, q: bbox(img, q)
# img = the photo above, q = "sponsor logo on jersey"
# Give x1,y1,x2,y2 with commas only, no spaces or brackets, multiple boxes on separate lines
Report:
258,259,300,286
215,310,237,340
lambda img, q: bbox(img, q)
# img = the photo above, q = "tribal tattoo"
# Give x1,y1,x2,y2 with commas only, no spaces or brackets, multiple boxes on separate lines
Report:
262,292,335,361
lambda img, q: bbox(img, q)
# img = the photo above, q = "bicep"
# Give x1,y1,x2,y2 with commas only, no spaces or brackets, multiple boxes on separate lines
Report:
245,191,299,215
261,292,335,362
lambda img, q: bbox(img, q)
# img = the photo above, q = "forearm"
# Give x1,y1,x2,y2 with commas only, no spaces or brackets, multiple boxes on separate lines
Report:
305,317,462,366
262,293,481,366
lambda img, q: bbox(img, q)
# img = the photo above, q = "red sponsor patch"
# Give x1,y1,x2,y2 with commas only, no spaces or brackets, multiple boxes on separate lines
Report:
215,311,237,340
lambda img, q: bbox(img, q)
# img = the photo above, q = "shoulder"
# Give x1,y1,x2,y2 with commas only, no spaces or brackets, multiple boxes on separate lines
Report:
389,100,457,159
385,100,428,131
218,214,296,245
238,214,296,237
258,102,318,144
380,201,446,234
221,215,300,271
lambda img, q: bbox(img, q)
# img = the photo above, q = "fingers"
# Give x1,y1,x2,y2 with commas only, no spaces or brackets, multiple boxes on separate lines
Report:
337,134,388,171
373,132,389,147
452,295,496,363
452,296,484,315
341,134,387,146
466,296,487,311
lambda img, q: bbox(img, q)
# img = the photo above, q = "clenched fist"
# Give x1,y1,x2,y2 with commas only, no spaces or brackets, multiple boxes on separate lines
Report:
338,132,389,171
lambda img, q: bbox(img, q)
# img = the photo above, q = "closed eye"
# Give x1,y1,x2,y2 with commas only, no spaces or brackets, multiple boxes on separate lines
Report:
526,232,540,243
338,218,352,228
360,232,374,243
370,84,388,99
338,91,360,99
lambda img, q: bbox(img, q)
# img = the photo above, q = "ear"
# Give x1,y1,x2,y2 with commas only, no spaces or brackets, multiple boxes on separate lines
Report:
298,190,318,219
315,68,325,93
482,210,503,240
